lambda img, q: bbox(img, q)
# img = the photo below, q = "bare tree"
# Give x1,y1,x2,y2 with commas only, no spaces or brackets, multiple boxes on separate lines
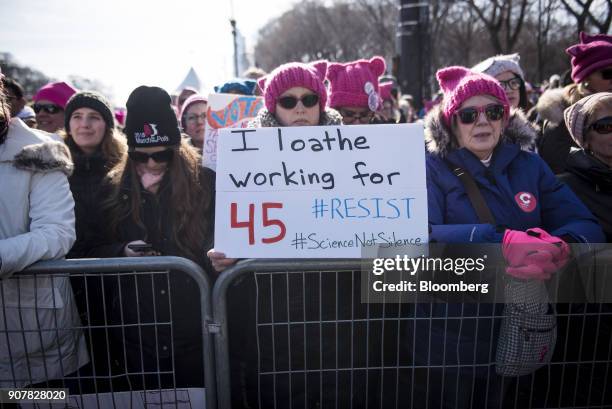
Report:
560,0,612,33
465,0,532,53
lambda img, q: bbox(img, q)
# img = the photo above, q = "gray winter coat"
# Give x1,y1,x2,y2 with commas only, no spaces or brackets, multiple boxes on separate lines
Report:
0,118,88,387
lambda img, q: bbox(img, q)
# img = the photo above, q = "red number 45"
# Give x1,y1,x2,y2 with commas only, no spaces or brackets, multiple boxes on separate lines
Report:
230,202,287,245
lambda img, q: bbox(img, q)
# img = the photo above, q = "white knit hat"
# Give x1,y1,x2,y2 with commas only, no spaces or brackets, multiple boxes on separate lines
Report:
472,53,525,80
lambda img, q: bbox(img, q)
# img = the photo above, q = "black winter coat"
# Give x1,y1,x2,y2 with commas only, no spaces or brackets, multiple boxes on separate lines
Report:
559,149,612,242
538,120,578,174
66,145,112,258
89,166,216,389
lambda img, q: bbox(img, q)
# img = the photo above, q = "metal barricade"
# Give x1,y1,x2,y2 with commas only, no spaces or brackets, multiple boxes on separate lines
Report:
0,256,216,409
212,258,612,409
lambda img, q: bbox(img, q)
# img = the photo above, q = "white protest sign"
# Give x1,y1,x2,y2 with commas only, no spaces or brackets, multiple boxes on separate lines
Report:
202,93,264,170
214,123,428,258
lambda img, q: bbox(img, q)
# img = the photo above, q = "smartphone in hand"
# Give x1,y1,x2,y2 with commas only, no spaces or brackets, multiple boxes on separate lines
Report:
127,243,154,252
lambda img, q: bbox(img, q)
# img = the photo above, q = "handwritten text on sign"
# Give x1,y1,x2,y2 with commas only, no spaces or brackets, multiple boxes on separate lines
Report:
203,93,264,170
214,124,428,258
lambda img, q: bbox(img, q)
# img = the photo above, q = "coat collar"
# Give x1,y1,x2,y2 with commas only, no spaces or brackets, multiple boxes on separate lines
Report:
0,118,73,176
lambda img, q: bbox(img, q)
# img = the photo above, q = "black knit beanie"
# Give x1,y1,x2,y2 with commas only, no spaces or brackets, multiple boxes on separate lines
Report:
65,91,115,132
124,86,181,148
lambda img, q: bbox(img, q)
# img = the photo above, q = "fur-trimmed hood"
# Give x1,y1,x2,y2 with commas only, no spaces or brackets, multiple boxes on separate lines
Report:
424,104,538,158
249,107,343,128
534,88,570,125
0,118,73,176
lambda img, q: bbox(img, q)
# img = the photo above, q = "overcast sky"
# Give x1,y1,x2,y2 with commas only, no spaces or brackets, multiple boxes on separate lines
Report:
0,0,297,105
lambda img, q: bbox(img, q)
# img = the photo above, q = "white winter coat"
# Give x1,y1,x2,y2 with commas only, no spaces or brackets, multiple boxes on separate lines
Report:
0,118,88,387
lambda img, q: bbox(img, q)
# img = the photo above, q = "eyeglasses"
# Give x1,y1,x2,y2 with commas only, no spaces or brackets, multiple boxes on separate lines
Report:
497,77,523,91
33,103,63,115
589,116,612,134
456,104,505,125
600,69,612,80
340,109,375,124
186,113,206,122
128,149,175,163
277,94,319,110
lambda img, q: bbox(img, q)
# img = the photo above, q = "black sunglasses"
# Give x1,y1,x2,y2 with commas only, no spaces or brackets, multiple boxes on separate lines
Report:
277,94,319,110
589,116,612,134
128,149,175,163
456,104,505,125
32,103,63,114
600,68,612,80
497,76,523,91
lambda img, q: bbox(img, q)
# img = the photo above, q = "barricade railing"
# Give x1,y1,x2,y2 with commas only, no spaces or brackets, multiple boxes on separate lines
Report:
0,256,216,409
211,257,612,409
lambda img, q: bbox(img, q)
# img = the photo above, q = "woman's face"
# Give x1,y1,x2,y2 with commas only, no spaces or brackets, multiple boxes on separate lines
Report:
585,104,612,165
453,95,504,160
338,106,375,125
133,146,172,175
34,99,65,133
274,87,320,127
184,102,207,147
495,70,521,108
69,107,106,155
584,65,612,93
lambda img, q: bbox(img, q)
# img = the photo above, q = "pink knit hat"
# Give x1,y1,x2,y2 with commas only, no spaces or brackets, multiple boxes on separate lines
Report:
566,32,612,83
33,82,77,109
327,56,386,111
437,66,510,126
258,61,328,113
179,93,208,122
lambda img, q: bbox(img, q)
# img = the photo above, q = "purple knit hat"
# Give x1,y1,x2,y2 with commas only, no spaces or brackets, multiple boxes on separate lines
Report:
327,56,386,111
566,32,612,83
258,61,328,113
33,82,77,109
437,66,510,126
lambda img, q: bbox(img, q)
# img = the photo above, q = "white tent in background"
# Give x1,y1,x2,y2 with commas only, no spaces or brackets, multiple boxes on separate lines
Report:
175,67,203,93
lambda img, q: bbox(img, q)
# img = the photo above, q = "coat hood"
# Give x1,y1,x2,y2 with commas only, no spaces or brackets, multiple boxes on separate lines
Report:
249,107,343,128
535,88,569,125
0,118,73,176
424,104,538,158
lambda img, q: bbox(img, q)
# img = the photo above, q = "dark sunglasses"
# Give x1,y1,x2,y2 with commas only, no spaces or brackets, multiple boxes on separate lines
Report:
456,104,505,125
32,103,63,114
600,68,612,80
497,76,523,91
589,116,612,134
340,109,375,123
128,149,174,163
277,94,319,110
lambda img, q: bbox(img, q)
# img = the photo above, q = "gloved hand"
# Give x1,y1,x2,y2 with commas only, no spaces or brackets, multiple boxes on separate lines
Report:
502,228,570,280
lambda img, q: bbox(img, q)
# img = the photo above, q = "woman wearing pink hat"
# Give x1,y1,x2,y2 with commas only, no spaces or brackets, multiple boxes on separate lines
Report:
179,93,208,152
536,32,612,173
417,66,603,407
326,56,387,125
247,60,342,128
32,81,77,133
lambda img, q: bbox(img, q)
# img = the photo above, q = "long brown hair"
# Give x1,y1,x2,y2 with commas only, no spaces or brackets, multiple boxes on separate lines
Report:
104,139,211,261
61,127,127,169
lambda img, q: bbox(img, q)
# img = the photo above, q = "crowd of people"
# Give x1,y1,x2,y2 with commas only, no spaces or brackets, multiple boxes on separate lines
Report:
0,29,611,408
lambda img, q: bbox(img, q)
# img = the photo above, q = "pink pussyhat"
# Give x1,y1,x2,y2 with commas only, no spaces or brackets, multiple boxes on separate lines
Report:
33,81,78,109
566,32,612,83
327,56,386,111
379,82,394,102
437,66,510,126
258,61,328,114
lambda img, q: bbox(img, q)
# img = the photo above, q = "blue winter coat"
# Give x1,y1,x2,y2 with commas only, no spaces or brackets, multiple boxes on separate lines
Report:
425,107,604,245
